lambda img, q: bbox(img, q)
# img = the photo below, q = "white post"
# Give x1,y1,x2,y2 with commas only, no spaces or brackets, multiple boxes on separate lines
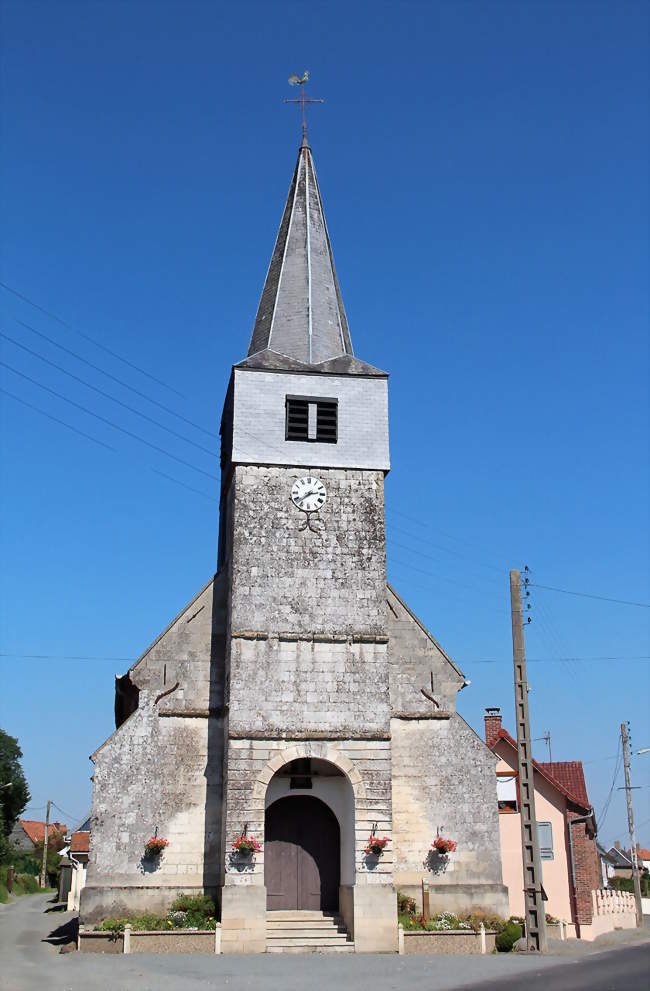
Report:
480,922,486,954
398,923,404,955
123,924,132,954
214,924,221,954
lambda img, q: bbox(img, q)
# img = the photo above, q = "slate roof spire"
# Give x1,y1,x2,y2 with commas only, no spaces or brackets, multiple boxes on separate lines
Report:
246,140,354,366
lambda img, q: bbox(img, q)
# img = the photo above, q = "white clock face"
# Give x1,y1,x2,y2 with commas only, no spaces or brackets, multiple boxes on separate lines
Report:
291,476,326,513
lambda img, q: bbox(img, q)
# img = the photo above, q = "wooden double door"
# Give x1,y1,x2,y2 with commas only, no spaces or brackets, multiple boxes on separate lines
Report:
265,796,340,911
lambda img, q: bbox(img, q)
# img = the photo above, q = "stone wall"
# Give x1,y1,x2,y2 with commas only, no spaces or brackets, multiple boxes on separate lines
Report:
81,576,227,923
387,585,465,715
230,464,387,636
391,716,507,915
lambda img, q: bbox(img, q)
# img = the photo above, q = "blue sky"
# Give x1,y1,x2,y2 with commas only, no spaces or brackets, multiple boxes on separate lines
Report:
1,1,648,846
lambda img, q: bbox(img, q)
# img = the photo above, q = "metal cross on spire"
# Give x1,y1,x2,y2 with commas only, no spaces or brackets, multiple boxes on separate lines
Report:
284,70,324,144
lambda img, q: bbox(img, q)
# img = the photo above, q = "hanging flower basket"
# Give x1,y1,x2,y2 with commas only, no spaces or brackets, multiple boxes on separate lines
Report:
144,836,169,856
364,835,390,856
232,835,261,855
432,836,457,855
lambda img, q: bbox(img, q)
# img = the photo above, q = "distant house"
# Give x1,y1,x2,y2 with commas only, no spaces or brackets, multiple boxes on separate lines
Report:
484,708,600,938
637,847,650,872
597,842,618,887
9,819,67,851
59,815,90,910
605,843,634,880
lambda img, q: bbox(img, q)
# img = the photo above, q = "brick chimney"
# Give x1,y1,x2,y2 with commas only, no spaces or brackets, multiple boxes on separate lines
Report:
484,707,502,747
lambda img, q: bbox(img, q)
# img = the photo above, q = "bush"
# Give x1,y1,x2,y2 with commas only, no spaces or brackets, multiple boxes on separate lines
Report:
397,891,416,915
96,895,218,933
170,894,215,916
496,921,522,952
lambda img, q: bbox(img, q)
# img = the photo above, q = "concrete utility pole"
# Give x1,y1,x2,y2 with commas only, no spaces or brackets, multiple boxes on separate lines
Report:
621,723,643,926
510,569,547,952
39,799,50,889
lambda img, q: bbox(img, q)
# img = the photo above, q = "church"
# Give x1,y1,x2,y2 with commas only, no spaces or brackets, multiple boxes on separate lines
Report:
81,130,508,953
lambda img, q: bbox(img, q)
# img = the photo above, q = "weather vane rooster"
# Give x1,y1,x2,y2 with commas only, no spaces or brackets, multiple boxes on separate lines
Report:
284,70,323,142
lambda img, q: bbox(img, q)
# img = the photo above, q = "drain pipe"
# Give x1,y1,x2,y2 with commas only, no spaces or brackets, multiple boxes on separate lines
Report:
567,809,594,939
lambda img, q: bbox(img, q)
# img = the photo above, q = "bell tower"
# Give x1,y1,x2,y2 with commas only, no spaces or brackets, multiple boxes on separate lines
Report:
218,136,397,953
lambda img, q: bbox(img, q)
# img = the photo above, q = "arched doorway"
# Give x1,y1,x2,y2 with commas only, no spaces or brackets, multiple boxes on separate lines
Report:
265,795,340,911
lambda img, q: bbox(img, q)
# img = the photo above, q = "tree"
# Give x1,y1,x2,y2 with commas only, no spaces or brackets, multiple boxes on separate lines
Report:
0,729,30,839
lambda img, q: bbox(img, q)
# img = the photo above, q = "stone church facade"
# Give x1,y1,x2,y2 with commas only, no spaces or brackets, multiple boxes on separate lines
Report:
82,135,507,951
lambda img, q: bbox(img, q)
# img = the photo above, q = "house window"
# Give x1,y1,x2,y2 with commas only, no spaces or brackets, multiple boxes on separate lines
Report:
285,396,338,443
537,821,554,860
497,774,518,812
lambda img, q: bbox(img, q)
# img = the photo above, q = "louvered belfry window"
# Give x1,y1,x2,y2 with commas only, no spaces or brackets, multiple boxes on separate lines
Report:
285,396,338,443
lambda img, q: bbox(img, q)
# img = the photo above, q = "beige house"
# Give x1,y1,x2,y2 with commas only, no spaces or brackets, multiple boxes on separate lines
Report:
484,708,601,938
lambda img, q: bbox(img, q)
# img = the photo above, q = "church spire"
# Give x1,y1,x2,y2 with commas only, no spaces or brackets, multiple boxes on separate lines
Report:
246,141,354,366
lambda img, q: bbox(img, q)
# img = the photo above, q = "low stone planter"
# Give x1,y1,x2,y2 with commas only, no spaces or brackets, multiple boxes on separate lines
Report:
79,927,221,954
401,928,497,955
78,931,124,953
129,930,218,954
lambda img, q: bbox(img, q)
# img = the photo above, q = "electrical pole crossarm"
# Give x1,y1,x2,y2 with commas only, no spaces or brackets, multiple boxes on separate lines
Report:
510,569,547,952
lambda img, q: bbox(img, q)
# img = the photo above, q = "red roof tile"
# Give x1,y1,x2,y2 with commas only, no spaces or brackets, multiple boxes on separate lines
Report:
638,847,650,860
69,831,89,853
18,820,67,844
537,761,590,807
489,729,591,812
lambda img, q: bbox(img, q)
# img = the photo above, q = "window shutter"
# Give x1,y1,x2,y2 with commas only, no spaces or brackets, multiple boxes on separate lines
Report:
537,821,554,860
286,399,309,440
316,401,338,443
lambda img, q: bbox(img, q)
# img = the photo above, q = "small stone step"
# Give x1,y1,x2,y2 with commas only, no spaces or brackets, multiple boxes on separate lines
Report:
267,933,350,943
266,909,341,922
267,943,355,954
267,921,347,931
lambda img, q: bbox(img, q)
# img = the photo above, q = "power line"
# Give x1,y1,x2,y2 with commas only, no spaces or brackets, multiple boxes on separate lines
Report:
5,651,645,664
0,388,117,453
1,361,218,481
1,330,217,457
51,801,83,823
12,316,215,439
598,734,623,830
529,583,650,609
0,280,185,398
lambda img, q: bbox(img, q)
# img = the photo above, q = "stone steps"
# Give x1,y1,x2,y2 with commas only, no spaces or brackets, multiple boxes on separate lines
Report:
266,911,354,953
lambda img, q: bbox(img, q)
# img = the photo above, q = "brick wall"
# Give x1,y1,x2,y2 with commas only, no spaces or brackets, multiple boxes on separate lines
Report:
568,811,601,926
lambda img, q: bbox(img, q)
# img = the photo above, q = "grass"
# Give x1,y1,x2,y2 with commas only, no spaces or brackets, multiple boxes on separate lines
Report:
0,866,54,902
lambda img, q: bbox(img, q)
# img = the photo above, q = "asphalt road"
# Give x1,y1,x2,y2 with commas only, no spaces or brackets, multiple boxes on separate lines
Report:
1,894,648,991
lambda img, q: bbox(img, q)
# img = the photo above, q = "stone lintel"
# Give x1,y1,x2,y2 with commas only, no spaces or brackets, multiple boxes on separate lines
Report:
228,730,391,741
159,707,227,719
391,711,452,720
232,631,389,644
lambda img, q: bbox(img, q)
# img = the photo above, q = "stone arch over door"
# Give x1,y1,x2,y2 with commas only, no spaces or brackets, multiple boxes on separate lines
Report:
252,743,366,806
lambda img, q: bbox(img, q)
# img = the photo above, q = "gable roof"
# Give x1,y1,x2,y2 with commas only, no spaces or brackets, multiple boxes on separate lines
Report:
606,846,633,867
489,729,592,813
537,761,590,807
18,820,67,844
638,847,650,861
246,139,354,367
